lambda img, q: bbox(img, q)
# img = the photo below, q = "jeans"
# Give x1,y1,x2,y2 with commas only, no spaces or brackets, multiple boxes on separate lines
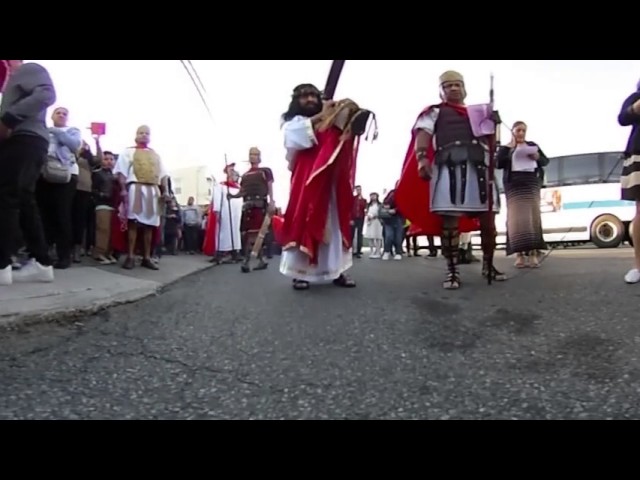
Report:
383,216,404,254
37,174,78,262
183,224,199,252
72,189,93,247
94,208,113,258
351,217,364,254
0,135,51,269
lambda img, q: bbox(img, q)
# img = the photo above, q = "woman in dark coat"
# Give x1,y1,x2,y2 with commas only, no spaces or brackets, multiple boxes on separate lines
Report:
496,121,549,268
618,80,640,284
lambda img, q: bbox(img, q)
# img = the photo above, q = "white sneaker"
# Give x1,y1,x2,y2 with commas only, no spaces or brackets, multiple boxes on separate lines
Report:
12,259,54,283
369,253,380,259
624,268,640,284
0,265,12,286
394,254,402,261
382,253,390,261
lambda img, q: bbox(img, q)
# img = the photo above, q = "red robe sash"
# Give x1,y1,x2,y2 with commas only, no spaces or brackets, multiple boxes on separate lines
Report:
220,180,240,189
395,103,480,236
281,127,356,264
202,203,218,256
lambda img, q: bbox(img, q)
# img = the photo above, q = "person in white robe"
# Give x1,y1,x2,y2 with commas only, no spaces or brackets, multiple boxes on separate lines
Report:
211,165,242,262
113,125,168,270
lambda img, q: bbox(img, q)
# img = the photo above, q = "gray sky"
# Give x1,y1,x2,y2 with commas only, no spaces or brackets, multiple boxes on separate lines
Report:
30,60,640,204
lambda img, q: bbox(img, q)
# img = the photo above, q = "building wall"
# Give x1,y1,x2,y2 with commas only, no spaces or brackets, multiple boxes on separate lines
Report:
170,166,213,207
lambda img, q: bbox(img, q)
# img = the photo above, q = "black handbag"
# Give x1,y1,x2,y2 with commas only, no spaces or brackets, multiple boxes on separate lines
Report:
378,206,393,219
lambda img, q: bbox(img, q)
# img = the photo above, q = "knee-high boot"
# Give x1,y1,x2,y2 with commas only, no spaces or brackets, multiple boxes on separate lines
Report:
480,213,506,282
440,224,461,289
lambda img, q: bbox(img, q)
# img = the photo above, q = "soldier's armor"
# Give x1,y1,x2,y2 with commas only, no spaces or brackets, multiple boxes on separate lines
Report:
434,105,487,205
240,168,271,209
131,149,161,185
435,106,477,147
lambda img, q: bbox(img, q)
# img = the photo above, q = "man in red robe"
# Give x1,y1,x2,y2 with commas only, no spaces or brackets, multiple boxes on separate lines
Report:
278,83,363,290
395,70,505,290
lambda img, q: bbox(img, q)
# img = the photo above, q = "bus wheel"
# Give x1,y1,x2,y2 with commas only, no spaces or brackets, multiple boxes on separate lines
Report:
591,215,625,248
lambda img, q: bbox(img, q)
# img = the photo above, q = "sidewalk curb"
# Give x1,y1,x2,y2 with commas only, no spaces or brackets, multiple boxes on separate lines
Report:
0,263,214,330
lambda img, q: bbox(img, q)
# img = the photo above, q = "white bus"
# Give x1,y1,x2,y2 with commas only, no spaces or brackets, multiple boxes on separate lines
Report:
486,151,634,249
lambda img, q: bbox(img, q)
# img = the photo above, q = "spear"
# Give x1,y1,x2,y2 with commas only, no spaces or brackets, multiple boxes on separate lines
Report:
486,73,500,285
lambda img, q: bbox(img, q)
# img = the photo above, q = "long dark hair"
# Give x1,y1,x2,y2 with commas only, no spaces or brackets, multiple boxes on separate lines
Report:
281,83,322,123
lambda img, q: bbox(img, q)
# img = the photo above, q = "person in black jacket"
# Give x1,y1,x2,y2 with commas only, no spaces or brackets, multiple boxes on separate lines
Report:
381,187,404,260
496,121,549,269
619,80,640,284
91,150,117,264
163,197,182,255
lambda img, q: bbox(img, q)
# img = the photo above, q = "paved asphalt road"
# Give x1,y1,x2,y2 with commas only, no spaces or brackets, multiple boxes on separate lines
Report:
1,248,639,420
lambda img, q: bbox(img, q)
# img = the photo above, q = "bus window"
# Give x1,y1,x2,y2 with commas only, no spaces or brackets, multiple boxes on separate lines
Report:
544,157,561,187
495,169,504,194
601,152,623,182
560,153,600,185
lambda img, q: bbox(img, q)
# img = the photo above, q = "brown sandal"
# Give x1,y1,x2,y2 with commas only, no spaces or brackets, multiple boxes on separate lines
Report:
292,279,310,290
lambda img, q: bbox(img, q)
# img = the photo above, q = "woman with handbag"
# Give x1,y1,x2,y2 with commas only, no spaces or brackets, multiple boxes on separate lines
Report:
496,121,549,268
36,107,82,269
381,187,404,261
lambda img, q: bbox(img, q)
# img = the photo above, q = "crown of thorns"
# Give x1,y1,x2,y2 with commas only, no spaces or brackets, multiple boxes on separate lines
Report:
293,83,321,97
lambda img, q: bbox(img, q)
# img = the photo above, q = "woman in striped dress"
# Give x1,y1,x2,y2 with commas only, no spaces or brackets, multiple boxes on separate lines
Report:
618,81,640,284
496,121,549,268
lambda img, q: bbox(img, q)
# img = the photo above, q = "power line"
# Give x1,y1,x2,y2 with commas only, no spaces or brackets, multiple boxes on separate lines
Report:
186,60,207,95
179,60,214,123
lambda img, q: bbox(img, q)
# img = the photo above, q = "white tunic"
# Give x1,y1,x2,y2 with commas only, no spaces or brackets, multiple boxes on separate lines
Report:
279,116,353,283
113,147,168,227
212,182,242,253
364,203,384,240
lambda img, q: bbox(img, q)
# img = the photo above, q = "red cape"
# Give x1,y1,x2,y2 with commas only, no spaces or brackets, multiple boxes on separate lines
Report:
395,103,480,236
280,127,356,264
0,60,9,93
202,204,218,256
408,223,429,236
272,214,284,245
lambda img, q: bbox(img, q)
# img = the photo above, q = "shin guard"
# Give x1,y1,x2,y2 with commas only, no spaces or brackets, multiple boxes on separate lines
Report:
441,224,461,289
